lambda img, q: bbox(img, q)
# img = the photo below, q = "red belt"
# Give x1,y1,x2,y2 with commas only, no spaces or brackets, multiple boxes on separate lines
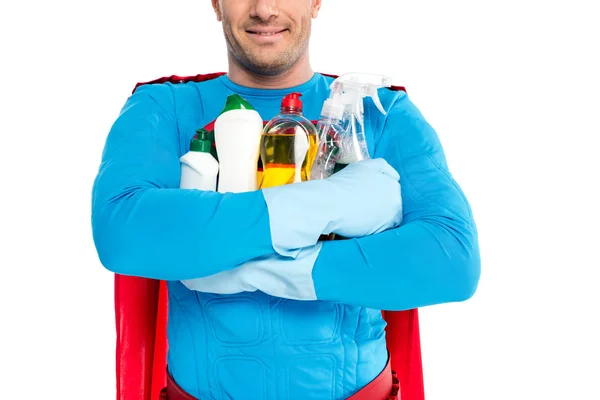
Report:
161,357,400,400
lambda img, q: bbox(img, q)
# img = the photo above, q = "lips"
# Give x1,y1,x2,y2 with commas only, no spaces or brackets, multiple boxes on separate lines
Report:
246,28,287,35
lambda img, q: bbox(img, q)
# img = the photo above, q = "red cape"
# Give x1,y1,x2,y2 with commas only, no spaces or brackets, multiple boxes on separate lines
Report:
115,73,424,400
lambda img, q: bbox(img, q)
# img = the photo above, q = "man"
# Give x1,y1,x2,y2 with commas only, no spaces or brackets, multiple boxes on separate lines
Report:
91,0,481,399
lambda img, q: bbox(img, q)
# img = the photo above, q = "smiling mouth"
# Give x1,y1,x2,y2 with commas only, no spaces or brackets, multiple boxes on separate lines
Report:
246,29,288,36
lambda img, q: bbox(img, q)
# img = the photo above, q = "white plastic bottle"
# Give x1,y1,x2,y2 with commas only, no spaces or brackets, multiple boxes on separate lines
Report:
179,128,219,190
214,94,264,193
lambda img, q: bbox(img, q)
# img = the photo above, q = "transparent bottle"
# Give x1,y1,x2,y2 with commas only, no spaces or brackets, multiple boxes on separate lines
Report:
333,103,371,173
310,99,346,180
327,73,391,173
259,92,318,189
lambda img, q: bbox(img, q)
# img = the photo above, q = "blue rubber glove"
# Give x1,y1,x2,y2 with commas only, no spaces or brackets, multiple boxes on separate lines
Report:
182,243,323,300
263,158,403,257
183,158,402,295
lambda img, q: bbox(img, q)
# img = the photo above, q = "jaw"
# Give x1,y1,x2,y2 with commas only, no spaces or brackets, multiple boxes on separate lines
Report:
235,31,291,64
223,20,313,86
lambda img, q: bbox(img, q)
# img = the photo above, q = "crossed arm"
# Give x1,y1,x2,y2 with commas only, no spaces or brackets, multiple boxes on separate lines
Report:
91,84,279,280
93,85,480,310
182,93,480,310
311,94,480,310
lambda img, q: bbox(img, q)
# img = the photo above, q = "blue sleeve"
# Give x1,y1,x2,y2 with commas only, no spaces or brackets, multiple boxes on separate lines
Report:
312,93,481,310
91,84,275,281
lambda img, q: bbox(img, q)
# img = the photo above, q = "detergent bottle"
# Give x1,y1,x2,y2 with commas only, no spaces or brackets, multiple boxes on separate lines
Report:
214,94,264,193
258,92,318,188
328,73,391,173
179,128,219,190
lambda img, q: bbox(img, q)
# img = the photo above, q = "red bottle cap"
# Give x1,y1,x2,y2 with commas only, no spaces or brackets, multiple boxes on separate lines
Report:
281,92,303,111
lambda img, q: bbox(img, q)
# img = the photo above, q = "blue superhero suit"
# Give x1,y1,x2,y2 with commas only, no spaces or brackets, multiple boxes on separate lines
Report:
92,73,480,399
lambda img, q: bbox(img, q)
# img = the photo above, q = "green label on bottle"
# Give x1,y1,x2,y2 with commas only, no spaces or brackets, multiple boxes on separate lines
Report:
333,163,348,174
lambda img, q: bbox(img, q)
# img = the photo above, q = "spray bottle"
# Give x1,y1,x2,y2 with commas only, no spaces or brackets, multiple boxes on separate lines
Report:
323,73,392,175
311,73,391,241
180,128,219,190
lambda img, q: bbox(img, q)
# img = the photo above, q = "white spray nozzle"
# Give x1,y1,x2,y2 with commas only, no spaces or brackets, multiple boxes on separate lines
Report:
329,73,392,116
321,98,345,120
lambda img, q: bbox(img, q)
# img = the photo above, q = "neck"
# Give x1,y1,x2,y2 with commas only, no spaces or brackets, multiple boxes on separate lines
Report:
227,52,314,89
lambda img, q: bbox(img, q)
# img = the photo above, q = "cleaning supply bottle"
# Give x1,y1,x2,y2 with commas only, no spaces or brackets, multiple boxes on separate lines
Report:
328,73,391,173
179,128,219,190
258,92,318,189
309,98,346,180
214,94,264,193
311,73,392,242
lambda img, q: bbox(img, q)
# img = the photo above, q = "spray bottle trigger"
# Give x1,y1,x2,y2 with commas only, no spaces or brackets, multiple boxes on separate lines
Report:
368,84,387,115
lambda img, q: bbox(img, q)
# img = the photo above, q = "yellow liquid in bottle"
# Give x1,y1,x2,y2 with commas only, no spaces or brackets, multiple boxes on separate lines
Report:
259,132,318,189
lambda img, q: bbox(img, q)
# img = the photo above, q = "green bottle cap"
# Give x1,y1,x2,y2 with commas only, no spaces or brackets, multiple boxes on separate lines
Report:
190,128,212,153
220,94,256,114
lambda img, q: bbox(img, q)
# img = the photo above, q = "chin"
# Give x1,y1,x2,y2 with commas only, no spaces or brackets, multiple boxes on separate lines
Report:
248,61,290,76
244,53,292,76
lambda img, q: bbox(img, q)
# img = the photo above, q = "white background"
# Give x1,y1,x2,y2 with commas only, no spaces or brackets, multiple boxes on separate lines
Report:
1,0,599,399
